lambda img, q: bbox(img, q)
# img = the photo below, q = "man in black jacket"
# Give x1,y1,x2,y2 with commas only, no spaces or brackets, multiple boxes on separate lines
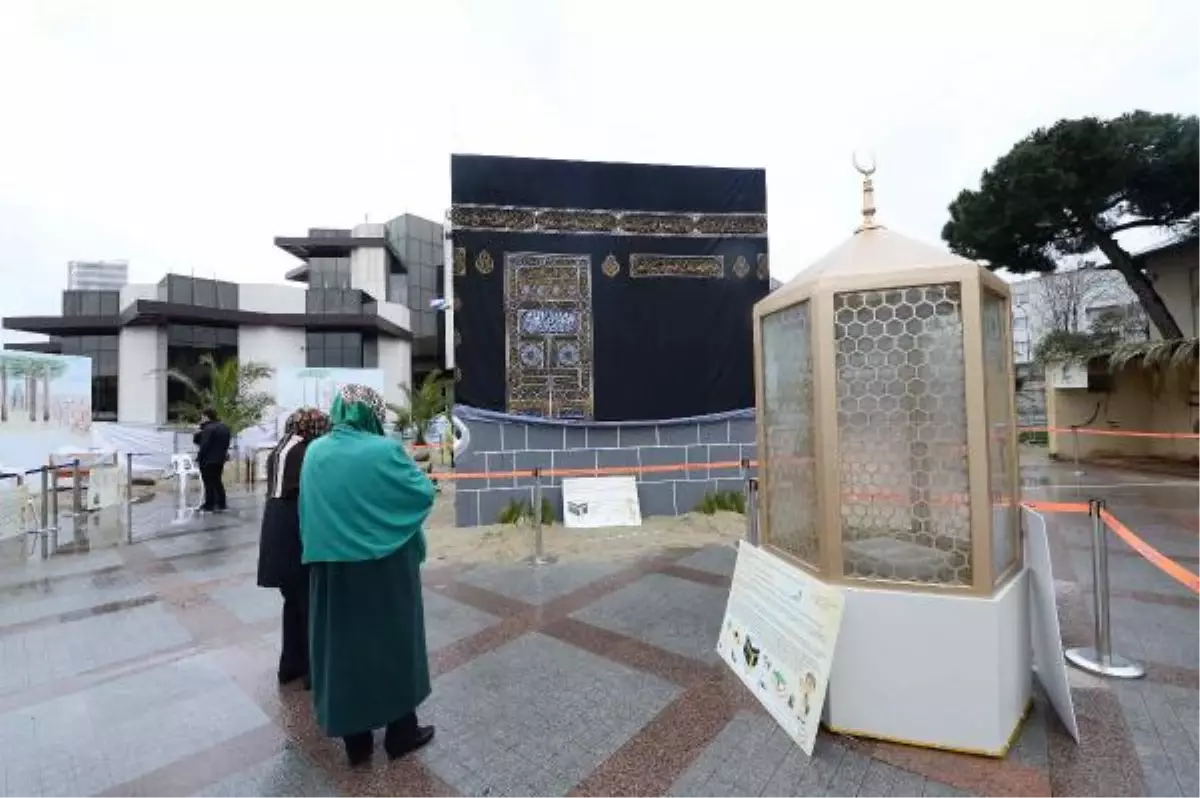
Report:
194,407,232,512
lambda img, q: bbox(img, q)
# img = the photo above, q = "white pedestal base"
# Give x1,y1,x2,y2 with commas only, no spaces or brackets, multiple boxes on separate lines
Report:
823,570,1031,756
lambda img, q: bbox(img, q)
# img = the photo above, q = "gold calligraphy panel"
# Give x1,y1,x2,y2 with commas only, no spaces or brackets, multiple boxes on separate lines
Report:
504,253,594,419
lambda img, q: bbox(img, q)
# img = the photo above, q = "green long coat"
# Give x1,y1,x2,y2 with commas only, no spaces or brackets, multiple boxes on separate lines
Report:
308,536,431,737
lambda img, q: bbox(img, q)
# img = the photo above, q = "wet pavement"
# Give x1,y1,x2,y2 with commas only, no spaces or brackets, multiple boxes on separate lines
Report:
0,456,1195,796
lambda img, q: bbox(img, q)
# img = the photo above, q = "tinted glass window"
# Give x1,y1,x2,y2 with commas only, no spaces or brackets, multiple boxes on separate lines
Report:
217,281,237,310
168,275,193,304
193,279,216,308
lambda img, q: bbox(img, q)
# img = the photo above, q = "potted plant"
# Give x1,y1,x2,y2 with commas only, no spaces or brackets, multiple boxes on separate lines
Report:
388,370,450,463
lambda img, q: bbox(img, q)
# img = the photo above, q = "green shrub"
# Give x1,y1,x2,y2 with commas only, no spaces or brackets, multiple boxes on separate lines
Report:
496,496,556,525
696,489,746,515
1018,430,1049,446
497,499,525,525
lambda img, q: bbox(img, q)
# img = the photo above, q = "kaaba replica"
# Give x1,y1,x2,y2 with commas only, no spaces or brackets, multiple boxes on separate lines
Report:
450,155,770,422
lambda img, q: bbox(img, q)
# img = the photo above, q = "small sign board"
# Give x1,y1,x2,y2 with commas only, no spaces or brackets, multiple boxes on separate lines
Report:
88,464,125,510
717,543,845,755
1023,505,1080,743
561,476,641,528
1048,362,1088,390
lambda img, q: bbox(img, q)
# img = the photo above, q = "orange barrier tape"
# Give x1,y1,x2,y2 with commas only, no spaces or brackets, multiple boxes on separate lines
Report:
1024,425,1200,440
1021,500,1091,514
432,459,755,481
1100,509,1200,594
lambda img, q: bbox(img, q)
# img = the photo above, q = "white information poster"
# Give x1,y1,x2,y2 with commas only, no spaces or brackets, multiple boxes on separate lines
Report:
1023,505,1080,743
717,542,845,755
561,476,641,529
87,464,125,511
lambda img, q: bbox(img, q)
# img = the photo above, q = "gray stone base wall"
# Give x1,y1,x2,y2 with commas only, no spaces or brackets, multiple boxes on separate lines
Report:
453,412,758,527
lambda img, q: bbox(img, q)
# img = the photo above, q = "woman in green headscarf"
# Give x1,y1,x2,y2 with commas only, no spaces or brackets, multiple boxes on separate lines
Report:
299,383,437,766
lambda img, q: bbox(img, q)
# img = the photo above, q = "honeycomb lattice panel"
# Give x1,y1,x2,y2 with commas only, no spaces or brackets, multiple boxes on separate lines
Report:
982,290,1018,581
834,283,972,586
760,301,819,566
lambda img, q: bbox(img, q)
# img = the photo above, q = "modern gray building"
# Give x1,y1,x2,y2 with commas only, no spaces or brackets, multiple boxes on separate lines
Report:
67,260,128,291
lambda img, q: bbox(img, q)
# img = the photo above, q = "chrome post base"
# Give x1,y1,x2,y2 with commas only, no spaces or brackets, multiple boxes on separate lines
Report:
1065,647,1145,679
524,554,558,567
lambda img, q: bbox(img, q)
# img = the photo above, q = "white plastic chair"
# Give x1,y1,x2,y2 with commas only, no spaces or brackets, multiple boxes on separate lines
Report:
169,454,204,510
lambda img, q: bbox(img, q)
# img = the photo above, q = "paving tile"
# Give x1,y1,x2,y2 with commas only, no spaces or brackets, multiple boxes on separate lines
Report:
169,546,259,583
210,581,281,625
0,548,124,590
0,570,153,630
420,632,680,796
0,652,269,795
674,545,737,578
192,744,339,797
455,561,623,605
0,603,193,695
422,589,500,652
571,572,728,664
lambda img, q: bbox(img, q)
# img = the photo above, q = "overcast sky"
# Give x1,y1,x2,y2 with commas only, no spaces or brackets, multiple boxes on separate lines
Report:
1,0,1197,343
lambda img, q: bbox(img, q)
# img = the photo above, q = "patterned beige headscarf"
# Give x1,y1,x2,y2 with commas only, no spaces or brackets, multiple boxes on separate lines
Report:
336,383,387,427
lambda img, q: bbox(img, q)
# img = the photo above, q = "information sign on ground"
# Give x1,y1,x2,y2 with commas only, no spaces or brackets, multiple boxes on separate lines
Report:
1023,505,1080,742
717,542,845,755
561,476,641,528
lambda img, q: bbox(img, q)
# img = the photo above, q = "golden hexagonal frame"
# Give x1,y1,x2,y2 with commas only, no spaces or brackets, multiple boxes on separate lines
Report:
752,227,1022,597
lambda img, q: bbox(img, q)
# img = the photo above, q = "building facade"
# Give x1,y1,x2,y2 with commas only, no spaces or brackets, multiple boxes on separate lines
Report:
1009,269,1138,366
4,221,429,424
67,260,129,291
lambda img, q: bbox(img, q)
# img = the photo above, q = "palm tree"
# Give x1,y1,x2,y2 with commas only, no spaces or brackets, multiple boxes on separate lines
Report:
0,355,11,423
41,359,66,423
387,369,450,445
166,354,275,436
25,360,41,422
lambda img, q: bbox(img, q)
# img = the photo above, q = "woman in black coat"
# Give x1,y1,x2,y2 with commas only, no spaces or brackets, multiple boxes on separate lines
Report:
257,408,330,687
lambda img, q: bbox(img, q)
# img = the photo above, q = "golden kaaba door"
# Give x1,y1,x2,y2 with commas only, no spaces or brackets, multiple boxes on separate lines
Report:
504,252,594,419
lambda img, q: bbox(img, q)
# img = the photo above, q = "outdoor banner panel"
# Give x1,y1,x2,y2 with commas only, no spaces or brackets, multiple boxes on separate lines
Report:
718,542,845,756
0,351,93,475
451,154,770,422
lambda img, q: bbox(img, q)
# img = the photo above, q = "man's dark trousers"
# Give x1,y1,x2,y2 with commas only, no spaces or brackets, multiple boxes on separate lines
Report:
200,463,227,511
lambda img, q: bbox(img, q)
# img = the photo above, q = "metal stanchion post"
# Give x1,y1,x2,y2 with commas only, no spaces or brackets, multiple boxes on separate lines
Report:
1065,499,1145,679
71,458,82,542
526,468,556,567
39,468,50,560
51,459,60,531
744,476,759,546
125,453,134,544
1072,426,1084,477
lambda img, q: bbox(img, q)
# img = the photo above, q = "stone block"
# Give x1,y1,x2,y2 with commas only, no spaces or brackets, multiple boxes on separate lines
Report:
638,446,687,484
597,447,639,475
466,420,502,453
586,426,619,449
716,478,745,496
618,425,657,447
674,480,712,515
699,420,729,444
478,487,535,526
552,449,599,486
454,490,480,527
486,452,516,489
500,422,528,451
513,450,552,488
729,417,756,444
659,423,700,446
564,426,587,450
527,424,565,451
638,482,677,517
708,445,742,479
453,452,487,490
740,444,758,477
685,444,710,481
